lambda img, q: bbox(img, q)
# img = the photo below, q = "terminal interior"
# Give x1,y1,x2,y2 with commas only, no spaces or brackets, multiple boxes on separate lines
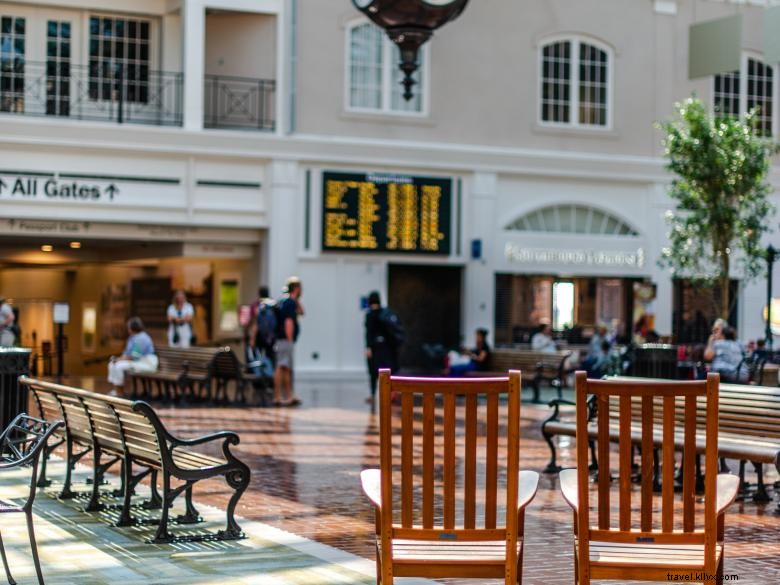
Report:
0,234,259,377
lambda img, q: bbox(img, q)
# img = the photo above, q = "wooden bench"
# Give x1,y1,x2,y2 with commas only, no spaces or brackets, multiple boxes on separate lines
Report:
541,375,780,505
210,349,273,406
126,346,227,403
469,348,573,402
23,376,250,543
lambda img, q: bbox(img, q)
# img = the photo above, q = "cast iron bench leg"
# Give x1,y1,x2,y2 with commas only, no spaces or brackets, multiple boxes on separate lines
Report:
220,462,250,539
177,485,201,524
753,462,771,502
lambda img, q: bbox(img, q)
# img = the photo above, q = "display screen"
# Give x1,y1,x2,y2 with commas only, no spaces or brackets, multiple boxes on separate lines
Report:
322,171,452,255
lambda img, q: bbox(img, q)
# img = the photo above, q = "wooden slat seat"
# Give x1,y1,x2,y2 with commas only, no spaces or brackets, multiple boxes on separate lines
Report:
22,376,250,544
582,540,723,568
380,539,524,569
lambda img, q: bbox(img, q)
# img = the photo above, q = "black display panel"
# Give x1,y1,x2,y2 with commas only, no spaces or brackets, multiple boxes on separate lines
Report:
322,171,451,255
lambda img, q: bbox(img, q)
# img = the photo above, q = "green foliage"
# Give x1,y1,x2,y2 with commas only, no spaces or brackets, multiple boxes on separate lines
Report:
658,97,778,317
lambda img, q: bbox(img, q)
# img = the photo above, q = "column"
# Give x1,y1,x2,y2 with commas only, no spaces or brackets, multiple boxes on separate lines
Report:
182,0,205,131
267,160,301,295
463,172,498,343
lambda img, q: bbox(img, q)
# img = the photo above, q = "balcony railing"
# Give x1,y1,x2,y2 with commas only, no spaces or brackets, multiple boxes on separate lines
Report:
204,74,275,131
0,61,183,126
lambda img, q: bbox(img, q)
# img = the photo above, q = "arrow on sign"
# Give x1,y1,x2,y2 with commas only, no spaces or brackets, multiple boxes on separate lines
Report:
0,178,6,194
105,184,119,200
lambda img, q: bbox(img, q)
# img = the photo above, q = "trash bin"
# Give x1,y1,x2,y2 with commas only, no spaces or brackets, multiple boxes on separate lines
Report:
0,348,31,430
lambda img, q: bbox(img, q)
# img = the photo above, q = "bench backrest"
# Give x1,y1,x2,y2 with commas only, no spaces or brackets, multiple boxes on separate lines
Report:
489,349,569,372
154,346,226,375
575,372,720,574
22,376,163,467
607,376,780,440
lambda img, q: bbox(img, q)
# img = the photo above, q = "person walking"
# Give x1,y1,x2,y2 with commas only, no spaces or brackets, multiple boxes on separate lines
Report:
273,277,303,407
167,289,195,348
107,317,158,393
364,291,404,403
0,296,15,346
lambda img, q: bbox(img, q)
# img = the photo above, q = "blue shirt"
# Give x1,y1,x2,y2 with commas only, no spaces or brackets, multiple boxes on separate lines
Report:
278,298,299,342
124,332,155,360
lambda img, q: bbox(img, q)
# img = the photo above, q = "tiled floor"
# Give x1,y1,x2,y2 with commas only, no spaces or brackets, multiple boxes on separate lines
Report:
36,377,780,583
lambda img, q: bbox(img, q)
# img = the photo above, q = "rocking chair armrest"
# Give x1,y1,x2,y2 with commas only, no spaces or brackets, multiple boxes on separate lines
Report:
559,468,579,511
517,470,540,511
716,473,740,516
360,468,382,509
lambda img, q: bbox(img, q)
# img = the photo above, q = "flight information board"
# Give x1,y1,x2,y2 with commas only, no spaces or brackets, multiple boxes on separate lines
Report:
321,171,452,255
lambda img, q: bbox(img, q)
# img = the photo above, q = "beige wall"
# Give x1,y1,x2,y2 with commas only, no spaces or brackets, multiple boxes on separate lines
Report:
205,11,276,79
294,0,774,157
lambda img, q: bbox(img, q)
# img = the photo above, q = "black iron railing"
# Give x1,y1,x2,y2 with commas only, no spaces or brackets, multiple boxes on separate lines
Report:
0,61,183,126
204,74,275,131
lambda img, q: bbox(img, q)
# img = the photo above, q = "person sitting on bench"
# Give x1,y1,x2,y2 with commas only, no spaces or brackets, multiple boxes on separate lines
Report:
108,317,159,394
447,328,491,376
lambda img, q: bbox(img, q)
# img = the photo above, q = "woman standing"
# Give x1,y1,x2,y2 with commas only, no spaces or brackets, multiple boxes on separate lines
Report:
167,289,195,348
107,317,158,392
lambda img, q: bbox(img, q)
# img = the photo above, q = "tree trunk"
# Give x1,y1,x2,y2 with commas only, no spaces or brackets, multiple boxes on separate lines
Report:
719,250,730,320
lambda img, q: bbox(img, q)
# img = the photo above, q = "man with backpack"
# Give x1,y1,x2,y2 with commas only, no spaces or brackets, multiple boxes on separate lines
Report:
364,290,404,404
273,277,304,407
250,286,277,366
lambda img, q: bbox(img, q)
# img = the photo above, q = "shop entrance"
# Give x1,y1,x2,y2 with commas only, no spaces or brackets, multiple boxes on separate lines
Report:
495,274,644,345
388,264,462,371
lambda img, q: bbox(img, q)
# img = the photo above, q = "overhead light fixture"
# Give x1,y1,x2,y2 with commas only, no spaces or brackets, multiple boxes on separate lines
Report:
351,0,470,101
69,241,82,249
41,244,53,252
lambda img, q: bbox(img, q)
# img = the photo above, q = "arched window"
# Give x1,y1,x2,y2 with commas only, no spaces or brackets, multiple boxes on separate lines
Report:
505,204,638,236
346,21,427,115
714,55,775,137
540,37,611,128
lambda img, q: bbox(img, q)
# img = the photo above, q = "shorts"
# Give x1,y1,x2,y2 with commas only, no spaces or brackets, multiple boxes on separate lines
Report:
275,339,294,369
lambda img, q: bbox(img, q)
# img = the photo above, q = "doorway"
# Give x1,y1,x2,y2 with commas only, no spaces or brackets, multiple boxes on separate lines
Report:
388,264,462,370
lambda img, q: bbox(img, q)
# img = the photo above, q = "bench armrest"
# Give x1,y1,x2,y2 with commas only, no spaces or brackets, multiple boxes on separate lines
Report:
360,468,382,508
517,470,539,511
716,473,740,516
559,468,578,511
172,430,240,448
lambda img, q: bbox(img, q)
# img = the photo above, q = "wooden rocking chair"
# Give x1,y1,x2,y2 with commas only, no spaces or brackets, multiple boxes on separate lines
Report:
361,369,539,584
560,372,740,584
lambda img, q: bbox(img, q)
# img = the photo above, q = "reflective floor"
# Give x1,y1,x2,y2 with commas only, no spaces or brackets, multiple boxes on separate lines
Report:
52,376,780,583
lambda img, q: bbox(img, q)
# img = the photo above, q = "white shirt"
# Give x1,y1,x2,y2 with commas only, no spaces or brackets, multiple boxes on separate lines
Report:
531,332,557,353
167,302,195,347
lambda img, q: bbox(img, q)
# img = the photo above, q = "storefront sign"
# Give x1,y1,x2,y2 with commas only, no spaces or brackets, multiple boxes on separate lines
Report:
504,243,646,268
0,175,119,201
2,219,90,234
322,171,452,255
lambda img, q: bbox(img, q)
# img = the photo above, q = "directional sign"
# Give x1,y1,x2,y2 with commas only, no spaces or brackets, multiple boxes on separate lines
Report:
0,174,119,201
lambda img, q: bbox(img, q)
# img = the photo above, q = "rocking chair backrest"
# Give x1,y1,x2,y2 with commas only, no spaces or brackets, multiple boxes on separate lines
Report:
378,369,521,543
574,372,720,576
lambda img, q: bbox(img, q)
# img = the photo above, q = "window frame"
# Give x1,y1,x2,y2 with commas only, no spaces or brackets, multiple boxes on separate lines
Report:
344,18,430,117
712,52,778,139
537,34,614,131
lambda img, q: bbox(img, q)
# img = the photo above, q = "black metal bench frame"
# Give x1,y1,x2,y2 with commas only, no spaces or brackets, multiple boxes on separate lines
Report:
24,376,250,543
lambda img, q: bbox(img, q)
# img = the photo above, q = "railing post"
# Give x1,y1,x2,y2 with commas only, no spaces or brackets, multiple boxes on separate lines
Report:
117,64,124,124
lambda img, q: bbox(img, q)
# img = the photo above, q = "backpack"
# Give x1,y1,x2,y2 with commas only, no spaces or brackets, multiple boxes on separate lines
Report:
255,302,278,348
380,308,405,348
